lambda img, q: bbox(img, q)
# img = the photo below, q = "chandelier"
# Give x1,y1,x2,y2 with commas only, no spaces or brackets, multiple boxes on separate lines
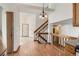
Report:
39,3,48,19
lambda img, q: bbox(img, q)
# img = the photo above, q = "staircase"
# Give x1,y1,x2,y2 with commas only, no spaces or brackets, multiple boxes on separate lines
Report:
34,20,48,44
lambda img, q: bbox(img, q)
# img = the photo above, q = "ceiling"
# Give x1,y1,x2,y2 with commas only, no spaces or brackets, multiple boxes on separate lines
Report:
23,3,55,9
0,3,55,14
23,3,44,7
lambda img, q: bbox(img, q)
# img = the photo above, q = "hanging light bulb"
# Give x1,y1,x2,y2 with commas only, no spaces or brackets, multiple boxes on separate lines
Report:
45,15,48,18
41,16,44,19
39,14,42,18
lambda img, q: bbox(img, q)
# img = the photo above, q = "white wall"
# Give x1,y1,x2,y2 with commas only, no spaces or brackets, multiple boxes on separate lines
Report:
60,19,79,37
2,8,7,48
0,7,2,32
20,12,36,39
14,12,20,51
49,3,72,23
1,4,20,51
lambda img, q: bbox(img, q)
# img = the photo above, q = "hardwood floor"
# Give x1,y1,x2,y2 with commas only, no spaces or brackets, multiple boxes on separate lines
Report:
7,37,74,56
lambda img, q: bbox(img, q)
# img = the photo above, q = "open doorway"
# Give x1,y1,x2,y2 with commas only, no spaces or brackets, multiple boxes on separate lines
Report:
0,7,5,55
53,25,61,46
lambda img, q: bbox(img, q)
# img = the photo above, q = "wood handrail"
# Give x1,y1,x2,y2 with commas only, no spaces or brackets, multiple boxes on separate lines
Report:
64,35,77,39
34,20,48,33
39,33,77,39
52,33,77,39
38,32,48,34
38,32,53,35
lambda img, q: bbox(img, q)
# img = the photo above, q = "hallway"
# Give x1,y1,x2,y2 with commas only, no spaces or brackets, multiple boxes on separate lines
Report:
11,37,74,56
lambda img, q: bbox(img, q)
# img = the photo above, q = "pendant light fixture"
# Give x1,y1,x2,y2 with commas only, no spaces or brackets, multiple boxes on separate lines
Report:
39,3,48,19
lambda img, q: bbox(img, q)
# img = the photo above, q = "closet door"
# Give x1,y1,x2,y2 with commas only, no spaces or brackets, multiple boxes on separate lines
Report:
6,12,14,54
22,24,29,37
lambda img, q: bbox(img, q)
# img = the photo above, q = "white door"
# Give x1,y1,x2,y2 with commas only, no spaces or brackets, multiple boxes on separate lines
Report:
22,24,29,37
